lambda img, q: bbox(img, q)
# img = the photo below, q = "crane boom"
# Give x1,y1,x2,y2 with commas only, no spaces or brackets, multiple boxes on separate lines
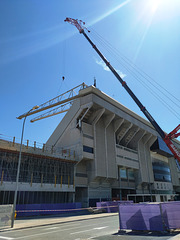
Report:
64,17,180,162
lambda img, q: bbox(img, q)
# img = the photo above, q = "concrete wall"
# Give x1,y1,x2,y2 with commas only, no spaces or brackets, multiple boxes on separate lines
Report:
0,181,74,192
47,99,81,147
46,86,180,204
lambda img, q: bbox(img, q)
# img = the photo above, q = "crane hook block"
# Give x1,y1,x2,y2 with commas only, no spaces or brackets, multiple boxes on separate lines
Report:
64,17,90,33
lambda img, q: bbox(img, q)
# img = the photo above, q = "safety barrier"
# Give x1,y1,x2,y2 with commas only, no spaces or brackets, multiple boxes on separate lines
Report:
161,201,180,229
15,201,129,218
118,201,180,231
0,205,12,229
96,201,133,213
16,203,82,217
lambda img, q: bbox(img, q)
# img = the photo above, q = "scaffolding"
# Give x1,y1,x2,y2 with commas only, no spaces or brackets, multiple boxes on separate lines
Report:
0,149,76,205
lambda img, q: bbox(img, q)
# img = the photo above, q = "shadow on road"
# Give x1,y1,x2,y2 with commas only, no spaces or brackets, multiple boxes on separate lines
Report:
114,229,180,238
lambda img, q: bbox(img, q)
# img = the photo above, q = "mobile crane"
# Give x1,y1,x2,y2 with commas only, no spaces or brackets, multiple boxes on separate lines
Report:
64,17,180,163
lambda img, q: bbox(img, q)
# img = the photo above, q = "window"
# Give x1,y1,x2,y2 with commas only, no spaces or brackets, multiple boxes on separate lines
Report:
153,162,171,182
119,168,127,179
128,169,135,180
83,145,94,154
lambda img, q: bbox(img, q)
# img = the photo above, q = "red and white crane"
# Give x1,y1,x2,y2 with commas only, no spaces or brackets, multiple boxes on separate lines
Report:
64,17,180,163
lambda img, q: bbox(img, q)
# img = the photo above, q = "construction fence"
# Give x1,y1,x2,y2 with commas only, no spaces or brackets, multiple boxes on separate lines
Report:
119,201,180,231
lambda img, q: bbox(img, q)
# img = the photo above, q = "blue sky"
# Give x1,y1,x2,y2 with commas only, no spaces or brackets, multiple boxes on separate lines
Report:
0,0,180,147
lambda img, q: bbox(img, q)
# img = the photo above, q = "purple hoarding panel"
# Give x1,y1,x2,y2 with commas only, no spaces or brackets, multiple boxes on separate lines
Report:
16,202,82,217
119,204,164,231
96,201,133,213
161,202,180,229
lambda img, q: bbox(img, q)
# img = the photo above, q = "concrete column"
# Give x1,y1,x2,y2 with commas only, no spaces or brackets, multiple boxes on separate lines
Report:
168,157,179,187
104,114,115,179
114,118,124,179
125,127,140,148
117,122,132,145
127,129,146,150
92,108,105,178
114,118,124,133
138,133,156,194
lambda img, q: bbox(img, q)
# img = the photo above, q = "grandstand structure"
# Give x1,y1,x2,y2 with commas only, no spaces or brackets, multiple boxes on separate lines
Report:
0,85,180,206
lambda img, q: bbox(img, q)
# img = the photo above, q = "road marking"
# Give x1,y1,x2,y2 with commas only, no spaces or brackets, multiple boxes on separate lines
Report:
10,219,115,239
71,229,93,235
14,226,81,239
93,226,108,230
10,217,115,233
0,236,14,240
71,226,108,235
14,221,111,239
45,227,59,230
9,222,81,233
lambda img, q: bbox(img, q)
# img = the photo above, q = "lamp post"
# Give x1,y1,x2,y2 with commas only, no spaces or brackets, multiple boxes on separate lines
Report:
11,105,39,228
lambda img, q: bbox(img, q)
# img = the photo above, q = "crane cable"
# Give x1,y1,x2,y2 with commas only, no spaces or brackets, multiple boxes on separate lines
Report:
92,35,180,120
56,25,70,96
90,27,180,106
89,27,180,120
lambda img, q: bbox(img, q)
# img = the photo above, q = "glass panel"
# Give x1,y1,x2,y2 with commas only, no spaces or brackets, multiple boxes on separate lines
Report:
83,145,94,153
120,168,127,179
128,169,135,180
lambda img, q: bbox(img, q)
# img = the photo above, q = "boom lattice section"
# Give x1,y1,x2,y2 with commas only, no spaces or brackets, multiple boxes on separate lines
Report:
17,83,88,121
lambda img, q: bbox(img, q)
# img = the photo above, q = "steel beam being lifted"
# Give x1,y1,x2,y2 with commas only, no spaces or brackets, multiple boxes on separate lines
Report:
30,102,71,122
17,83,88,120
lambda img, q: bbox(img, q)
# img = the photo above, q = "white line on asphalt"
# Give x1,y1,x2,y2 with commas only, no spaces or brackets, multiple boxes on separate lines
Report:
11,215,117,234
14,227,74,239
6,218,117,240
70,229,94,235
93,226,108,230
14,225,86,240
0,236,14,240
14,221,112,239
44,227,59,230
9,222,81,233
70,226,108,235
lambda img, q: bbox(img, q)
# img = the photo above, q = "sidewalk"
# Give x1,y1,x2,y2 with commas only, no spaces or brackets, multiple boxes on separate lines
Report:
13,212,118,230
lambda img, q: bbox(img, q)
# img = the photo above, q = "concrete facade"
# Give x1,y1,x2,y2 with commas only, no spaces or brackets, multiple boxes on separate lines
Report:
46,86,180,206
1,85,180,206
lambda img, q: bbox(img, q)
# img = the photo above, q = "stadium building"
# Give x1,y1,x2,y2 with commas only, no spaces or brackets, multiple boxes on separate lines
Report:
0,85,180,206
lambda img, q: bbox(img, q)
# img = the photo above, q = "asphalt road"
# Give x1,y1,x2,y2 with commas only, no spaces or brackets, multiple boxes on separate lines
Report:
0,215,179,240
0,215,118,240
